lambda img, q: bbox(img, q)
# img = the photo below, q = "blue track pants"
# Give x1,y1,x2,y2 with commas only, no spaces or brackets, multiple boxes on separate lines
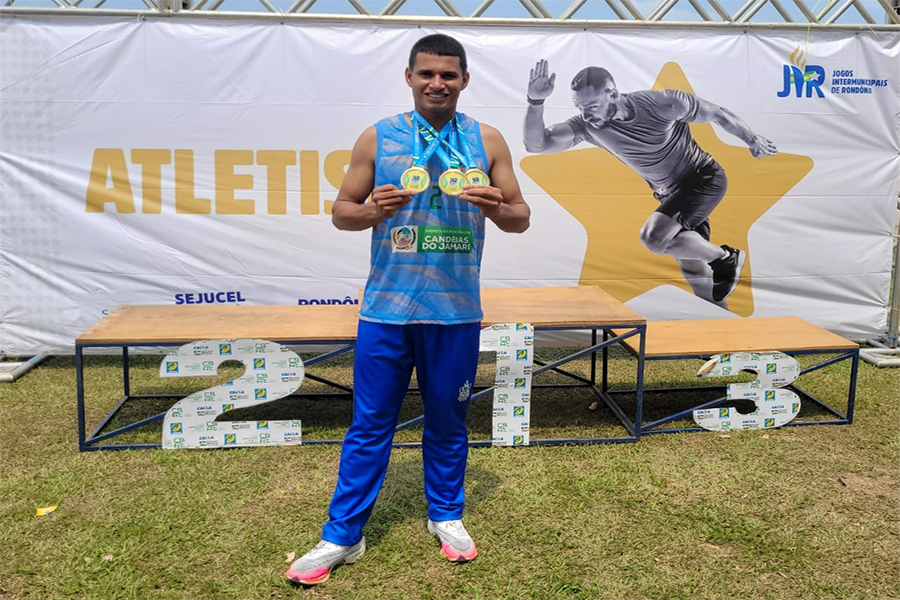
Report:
321,320,481,546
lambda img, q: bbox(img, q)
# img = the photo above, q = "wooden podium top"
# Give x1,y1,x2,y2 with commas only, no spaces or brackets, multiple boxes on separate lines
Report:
76,286,644,345
621,316,857,357
481,285,643,328
77,304,361,344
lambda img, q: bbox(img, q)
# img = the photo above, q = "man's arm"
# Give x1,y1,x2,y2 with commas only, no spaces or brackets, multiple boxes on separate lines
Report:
459,124,530,234
692,97,778,159
523,59,579,154
331,126,416,231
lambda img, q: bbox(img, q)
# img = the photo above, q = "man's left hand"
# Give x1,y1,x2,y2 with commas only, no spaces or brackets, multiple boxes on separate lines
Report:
460,184,504,217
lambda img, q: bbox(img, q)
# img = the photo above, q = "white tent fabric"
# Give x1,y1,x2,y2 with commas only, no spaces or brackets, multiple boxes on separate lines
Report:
1,18,898,352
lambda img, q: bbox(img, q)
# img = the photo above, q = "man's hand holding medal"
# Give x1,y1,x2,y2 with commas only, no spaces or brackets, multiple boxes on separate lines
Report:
459,183,504,217
370,184,417,220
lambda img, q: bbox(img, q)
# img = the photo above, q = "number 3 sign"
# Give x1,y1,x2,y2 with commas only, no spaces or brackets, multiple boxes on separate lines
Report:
693,352,801,431
159,339,305,449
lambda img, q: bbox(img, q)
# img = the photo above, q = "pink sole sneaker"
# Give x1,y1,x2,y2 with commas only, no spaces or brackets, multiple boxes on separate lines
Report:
439,541,478,562
284,538,365,585
428,519,478,563
285,565,333,585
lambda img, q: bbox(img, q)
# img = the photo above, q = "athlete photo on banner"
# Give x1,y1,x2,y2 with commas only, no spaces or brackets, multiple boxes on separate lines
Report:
522,58,779,314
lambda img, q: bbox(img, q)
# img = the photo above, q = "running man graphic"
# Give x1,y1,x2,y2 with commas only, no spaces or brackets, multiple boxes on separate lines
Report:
523,59,778,307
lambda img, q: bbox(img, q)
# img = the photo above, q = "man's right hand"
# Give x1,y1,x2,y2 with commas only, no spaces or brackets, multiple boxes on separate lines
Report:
371,184,416,220
528,59,556,102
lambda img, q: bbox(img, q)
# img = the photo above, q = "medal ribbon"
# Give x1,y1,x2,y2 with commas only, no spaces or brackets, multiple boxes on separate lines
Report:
412,111,466,170
450,115,479,171
411,112,448,168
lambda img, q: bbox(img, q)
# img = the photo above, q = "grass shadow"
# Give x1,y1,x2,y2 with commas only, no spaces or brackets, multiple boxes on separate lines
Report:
364,458,502,547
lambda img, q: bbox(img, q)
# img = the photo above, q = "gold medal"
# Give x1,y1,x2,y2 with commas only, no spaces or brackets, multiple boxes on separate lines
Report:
438,168,467,196
400,166,430,192
464,169,490,187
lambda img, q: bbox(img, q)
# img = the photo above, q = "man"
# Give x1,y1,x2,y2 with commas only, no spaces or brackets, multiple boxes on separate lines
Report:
285,34,530,586
524,60,777,307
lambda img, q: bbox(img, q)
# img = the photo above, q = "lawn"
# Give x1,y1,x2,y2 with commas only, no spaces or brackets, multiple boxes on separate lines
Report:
1,347,898,600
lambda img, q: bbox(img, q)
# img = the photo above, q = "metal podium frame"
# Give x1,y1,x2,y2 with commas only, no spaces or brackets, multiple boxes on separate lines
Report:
393,323,647,447
74,288,648,451
75,340,356,451
76,325,647,450
606,318,859,436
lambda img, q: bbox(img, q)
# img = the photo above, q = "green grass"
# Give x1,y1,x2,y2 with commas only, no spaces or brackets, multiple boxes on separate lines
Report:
1,348,898,600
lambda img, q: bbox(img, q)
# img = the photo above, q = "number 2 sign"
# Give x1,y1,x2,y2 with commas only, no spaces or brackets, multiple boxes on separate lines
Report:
159,339,305,449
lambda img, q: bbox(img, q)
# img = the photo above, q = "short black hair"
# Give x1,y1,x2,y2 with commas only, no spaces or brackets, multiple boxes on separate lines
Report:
571,67,615,91
409,34,467,74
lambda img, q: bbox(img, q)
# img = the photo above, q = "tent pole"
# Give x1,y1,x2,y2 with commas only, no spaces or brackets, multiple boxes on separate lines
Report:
888,199,900,348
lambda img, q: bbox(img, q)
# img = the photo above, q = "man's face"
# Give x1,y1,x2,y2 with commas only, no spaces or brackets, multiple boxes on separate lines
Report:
406,53,469,117
573,82,619,128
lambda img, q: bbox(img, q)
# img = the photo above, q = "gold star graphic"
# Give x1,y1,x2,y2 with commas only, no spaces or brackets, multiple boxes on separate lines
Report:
520,62,813,316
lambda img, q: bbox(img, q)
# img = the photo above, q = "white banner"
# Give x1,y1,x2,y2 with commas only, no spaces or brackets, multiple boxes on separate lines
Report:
1,18,898,353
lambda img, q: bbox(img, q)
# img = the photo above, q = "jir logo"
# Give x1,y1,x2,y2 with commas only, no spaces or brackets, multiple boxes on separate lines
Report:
778,64,825,98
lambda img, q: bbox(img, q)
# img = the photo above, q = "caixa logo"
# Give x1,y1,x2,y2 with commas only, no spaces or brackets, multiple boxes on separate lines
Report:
777,47,825,98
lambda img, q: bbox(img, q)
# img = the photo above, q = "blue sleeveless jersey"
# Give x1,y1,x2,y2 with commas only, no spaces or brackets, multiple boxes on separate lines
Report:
360,112,489,325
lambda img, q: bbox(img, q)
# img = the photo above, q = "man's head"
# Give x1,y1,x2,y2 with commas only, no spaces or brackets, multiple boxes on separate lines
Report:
408,34,467,74
571,67,619,128
406,34,470,121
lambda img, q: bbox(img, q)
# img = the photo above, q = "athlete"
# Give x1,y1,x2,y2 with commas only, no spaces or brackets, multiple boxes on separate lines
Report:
285,34,530,586
524,59,777,306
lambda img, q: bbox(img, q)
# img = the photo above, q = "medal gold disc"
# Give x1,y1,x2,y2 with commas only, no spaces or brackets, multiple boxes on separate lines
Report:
464,169,490,187
401,166,430,192
438,168,467,196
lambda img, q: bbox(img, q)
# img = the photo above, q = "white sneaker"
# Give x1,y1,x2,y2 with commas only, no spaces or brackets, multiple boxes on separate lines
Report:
285,537,366,585
427,519,478,562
